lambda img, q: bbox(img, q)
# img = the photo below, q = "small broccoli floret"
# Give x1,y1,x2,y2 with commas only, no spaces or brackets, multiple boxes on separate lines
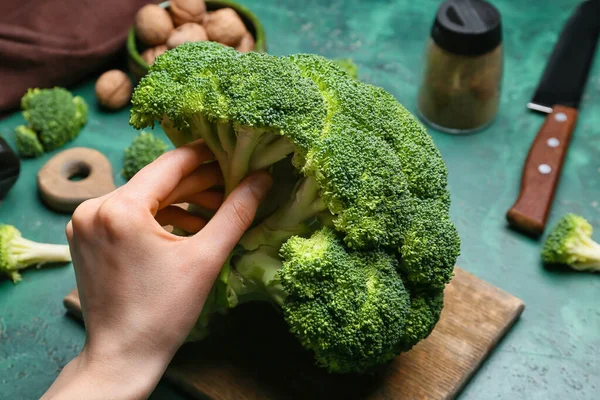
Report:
15,125,44,158
122,131,169,180
0,225,71,283
542,214,600,272
20,87,88,152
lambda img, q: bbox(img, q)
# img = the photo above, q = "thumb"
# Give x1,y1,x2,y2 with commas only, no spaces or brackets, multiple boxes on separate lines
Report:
192,171,273,261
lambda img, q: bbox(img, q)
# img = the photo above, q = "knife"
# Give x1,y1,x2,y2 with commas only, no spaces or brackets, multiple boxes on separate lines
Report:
506,0,600,237
0,136,20,201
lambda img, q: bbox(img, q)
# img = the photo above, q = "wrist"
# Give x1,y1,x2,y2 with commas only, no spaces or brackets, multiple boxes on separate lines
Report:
42,345,167,400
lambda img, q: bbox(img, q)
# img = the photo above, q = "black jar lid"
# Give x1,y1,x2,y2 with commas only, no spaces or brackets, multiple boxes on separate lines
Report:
431,0,502,56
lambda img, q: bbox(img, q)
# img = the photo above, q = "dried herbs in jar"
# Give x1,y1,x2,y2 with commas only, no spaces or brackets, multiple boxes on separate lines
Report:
418,0,503,134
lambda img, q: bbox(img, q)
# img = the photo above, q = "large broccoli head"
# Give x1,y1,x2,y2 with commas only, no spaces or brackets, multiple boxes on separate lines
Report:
130,42,460,373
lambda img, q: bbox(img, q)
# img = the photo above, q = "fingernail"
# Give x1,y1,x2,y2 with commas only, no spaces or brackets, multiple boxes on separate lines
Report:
248,171,273,200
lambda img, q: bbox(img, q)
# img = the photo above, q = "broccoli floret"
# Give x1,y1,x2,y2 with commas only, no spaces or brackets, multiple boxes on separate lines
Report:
280,228,410,373
542,214,600,271
194,228,411,373
131,43,325,194
397,288,444,351
400,202,460,289
129,42,460,373
15,125,44,158
122,131,168,180
0,224,71,283
20,87,88,153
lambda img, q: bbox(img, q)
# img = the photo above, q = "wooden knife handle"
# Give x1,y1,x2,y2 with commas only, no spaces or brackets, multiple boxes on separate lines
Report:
506,105,578,237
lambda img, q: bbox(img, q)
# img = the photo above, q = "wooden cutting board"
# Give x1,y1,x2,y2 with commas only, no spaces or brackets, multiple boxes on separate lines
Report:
63,267,524,400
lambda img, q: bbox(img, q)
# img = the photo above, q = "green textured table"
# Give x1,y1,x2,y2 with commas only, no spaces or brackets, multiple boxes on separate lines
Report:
1,0,599,399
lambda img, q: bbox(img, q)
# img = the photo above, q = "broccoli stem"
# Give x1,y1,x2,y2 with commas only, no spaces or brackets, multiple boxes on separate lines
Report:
180,115,298,195
189,114,227,162
161,116,195,147
226,126,263,195
187,250,286,341
252,130,279,157
579,235,600,253
226,127,295,195
239,174,327,251
250,136,296,170
12,236,71,267
571,237,600,270
229,248,286,306
217,122,236,157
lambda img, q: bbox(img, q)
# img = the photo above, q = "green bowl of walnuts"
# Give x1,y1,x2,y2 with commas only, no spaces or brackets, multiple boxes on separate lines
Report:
127,0,266,82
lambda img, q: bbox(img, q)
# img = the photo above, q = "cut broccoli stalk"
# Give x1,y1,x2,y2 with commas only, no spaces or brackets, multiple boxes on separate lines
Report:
0,224,71,283
542,214,600,271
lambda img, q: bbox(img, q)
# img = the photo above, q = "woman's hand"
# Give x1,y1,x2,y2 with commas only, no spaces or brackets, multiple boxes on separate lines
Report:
42,140,272,400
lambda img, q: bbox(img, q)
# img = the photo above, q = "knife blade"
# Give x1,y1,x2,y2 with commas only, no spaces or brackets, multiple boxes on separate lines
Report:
506,0,600,237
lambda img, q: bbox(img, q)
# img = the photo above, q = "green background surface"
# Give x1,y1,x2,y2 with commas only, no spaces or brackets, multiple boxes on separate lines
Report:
1,0,599,398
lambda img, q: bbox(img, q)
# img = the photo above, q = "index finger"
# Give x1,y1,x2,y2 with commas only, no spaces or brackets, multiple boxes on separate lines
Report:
121,139,216,212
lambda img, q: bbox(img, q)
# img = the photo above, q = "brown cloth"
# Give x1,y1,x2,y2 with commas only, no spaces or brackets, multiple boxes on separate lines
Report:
0,0,150,114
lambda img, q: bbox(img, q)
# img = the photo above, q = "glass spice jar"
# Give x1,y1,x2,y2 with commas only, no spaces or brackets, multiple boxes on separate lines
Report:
417,0,503,134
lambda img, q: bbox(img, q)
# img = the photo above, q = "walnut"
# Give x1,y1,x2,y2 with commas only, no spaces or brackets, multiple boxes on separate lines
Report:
134,4,174,46
170,0,207,26
236,32,255,53
166,23,208,49
95,70,132,110
141,45,169,65
205,8,247,47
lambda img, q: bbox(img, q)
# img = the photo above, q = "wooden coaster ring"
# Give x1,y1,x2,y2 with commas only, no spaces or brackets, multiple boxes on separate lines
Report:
37,148,116,213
